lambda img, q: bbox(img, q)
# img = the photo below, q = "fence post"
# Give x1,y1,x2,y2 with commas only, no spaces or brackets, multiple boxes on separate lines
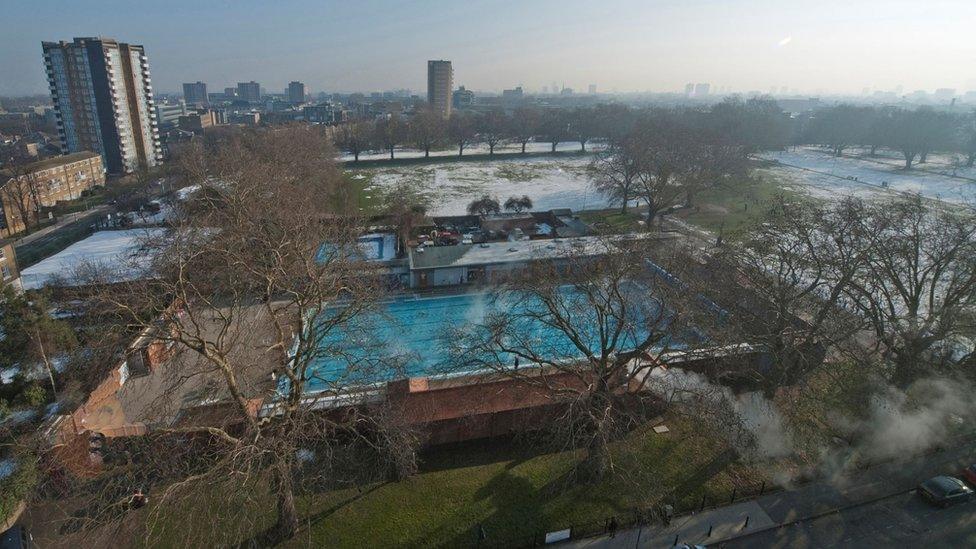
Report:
673,534,679,546
706,524,712,537
760,480,766,495
743,515,750,530
730,487,737,504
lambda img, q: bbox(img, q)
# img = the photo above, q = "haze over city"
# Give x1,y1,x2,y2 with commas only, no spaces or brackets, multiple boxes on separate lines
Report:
4,1,976,547
2,0,976,96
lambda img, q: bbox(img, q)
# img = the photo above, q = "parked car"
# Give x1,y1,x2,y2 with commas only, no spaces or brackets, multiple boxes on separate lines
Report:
917,475,974,507
961,464,976,486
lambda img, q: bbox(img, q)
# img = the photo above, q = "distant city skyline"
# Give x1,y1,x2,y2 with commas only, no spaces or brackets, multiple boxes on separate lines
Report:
3,0,976,97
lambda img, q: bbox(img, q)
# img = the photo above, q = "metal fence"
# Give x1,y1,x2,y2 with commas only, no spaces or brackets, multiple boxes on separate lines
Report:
475,479,779,548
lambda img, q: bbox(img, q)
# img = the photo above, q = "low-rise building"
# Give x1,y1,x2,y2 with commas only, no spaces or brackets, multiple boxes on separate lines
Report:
0,151,105,237
0,240,18,285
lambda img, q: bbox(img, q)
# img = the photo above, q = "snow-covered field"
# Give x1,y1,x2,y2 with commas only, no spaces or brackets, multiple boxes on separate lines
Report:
340,140,604,162
841,147,976,180
353,155,609,216
759,147,976,206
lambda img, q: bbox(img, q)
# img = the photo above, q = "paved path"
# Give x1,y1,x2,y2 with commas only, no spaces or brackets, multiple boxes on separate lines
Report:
11,205,107,247
562,441,976,548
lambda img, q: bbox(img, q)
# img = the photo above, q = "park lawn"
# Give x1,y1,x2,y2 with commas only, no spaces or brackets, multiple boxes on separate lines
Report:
578,208,644,233
76,414,762,548
673,172,807,236
341,170,385,215
283,414,762,548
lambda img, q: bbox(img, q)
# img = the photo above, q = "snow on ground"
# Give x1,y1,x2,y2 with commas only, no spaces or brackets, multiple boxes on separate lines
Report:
339,140,604,162
839,147,976,180
355,155,609,216
759,147,976,206
19,228,166,290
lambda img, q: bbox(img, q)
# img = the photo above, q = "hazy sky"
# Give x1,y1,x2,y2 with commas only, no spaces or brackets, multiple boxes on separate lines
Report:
2,0,976,96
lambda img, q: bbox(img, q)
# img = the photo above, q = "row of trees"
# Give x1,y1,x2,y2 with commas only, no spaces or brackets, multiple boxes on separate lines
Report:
804,104,976,168
592,97,790,222
335,104,636,161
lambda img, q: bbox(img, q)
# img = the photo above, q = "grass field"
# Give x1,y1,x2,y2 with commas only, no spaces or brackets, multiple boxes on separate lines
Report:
95,414,763,548
671,172,806,236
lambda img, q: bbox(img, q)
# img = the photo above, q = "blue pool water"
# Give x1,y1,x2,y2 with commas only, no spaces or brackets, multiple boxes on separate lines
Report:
300,286,699,392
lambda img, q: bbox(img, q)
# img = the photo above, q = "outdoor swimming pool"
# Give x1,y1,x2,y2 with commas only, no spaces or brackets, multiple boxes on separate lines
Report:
300,285,699,392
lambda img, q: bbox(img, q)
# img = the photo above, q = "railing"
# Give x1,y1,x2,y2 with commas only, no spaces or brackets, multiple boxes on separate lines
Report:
474,480,779,548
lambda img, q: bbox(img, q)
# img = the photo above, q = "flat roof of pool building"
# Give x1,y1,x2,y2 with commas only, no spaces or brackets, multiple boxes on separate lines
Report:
408,234,666,270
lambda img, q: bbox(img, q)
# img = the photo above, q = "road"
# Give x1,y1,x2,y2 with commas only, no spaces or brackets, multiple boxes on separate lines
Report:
720,491,976,547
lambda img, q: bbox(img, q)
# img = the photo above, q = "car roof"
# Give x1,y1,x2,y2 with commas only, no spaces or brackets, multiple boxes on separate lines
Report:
923,475,966,494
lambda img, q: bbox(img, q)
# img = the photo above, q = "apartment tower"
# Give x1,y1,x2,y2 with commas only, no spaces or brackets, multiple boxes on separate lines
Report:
237,81,261,102
42,37,162,174
287,81,306,104
427,60,453,116
183,81,208,106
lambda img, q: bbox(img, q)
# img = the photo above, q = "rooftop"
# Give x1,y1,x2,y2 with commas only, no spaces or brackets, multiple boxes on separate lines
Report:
408,235,613,270
0,151,101,178
19,229,163,290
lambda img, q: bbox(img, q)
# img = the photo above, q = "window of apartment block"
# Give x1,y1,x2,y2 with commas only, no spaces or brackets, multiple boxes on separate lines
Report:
1,265,10,280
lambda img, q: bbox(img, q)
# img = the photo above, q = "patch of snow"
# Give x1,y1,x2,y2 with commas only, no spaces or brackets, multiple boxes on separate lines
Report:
355,156,608,216
759,147,976,206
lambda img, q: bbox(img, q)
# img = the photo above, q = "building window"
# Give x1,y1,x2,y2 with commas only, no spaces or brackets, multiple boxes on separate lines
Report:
1,265,10,280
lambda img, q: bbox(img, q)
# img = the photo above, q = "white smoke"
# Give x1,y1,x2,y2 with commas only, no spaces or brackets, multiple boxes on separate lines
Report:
646,367,792,460
857,376,974,462
646,367,976,483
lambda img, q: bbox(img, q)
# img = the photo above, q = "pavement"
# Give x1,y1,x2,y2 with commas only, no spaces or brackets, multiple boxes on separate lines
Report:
11,205,107,247
562,442,976,548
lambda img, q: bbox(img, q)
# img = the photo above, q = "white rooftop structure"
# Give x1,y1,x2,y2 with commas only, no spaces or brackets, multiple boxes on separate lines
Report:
19,229,165,290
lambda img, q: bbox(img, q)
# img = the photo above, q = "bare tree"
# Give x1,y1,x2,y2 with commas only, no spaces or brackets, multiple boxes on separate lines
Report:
630,111,691,226
592,136,640,214
503,195,533,213
540,109,568,153
372,114,405,160
710,196,874,392
467,195,500,216
0,160,42,235
77,126,416,544
448,112,477,157
477,108,508,156
845,196,976,386
448,237,711,480
569,107,597,152
408,108,446,158
511,107,541,154
335,120,371,162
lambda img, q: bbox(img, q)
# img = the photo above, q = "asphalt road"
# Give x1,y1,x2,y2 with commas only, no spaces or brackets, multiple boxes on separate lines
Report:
720,491,976,548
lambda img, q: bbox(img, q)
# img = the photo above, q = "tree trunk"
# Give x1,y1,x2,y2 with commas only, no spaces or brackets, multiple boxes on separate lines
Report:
489,143,495,156
620,190,629,214
870,144,878,156
458,143,464,157
904,152,914,169
522,141,527,154
919,151,928,164
34,327,57,394
424,146,430,158
271,457,299,542
389,146,395,160
551,142,557,153
580,429,610,482
354,151,359,162
580,140,586,152
968,152,975,167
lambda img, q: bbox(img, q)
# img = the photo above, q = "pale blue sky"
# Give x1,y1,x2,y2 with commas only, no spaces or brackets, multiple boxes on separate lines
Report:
2,0,975,96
